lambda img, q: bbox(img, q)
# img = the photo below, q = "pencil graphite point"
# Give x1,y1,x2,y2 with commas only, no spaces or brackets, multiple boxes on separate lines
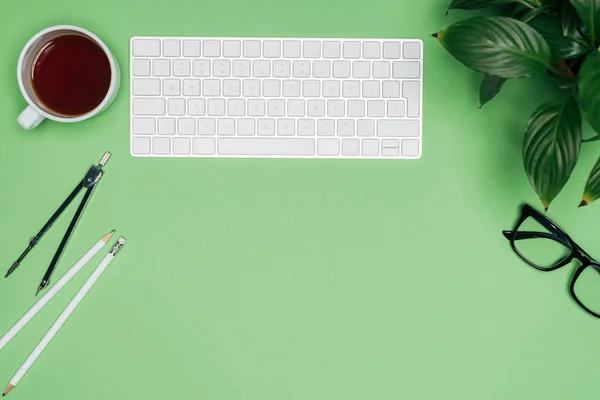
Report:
101,230,116,244
3,383,14,396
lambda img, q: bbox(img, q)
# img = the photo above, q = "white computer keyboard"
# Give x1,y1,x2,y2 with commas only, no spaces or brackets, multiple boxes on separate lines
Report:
130,37,423,159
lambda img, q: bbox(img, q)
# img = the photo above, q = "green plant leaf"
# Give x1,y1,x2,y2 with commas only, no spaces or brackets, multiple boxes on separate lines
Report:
562,0,583,36
569,0,600,43
579,52,600,134
581,156,600,206
520,4,554,23
448,0,524,11
435,16,552,78
583,134,600,142
523,96,582,210
529,15,590,60
479,75,507,106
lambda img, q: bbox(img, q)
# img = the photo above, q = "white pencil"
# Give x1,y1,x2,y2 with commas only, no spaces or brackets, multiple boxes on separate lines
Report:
3,237,126,396
0,230,114,352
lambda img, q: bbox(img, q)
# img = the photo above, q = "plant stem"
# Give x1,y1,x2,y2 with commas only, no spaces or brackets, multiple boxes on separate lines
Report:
517,0,536,10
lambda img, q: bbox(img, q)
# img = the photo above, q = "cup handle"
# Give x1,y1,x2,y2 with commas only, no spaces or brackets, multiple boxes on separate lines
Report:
18,106,45,130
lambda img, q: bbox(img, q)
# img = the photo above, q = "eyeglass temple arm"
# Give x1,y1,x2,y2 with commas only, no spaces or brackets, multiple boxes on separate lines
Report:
502,230,571,247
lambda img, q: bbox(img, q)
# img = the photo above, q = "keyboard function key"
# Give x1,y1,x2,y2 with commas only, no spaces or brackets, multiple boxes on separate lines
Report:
363,41,381,59
132,39,160,57
283,41,301,58
403,42,421,59
383,41,401,59
343,41,361,59
163,40,181,57
263,40,281,58
303,41,321,58
223,40,241,57
203,40,221,57
243,40,261,58
183,40,201,57
323,41,341,58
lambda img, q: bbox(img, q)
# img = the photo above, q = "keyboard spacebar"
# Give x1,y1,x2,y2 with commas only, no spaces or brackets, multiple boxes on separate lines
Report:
217,138,315,155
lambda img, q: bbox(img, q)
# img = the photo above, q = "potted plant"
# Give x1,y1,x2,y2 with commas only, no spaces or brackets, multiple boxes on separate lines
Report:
433,0,600,210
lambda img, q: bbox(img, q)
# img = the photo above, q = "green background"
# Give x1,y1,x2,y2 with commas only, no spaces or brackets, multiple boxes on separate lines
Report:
1,0,600,398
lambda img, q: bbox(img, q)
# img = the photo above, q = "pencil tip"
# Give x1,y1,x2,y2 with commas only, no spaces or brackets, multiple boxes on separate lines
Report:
3,383,14,396
101,230,116,244
5,262,19,278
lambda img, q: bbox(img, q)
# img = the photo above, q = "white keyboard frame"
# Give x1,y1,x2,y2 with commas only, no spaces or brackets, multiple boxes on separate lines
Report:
130,36,423,159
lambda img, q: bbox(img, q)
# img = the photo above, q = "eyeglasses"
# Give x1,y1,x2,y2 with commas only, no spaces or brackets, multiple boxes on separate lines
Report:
503,204,600,318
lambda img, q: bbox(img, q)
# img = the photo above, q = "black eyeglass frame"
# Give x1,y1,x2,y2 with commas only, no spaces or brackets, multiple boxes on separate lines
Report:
503,204,600,319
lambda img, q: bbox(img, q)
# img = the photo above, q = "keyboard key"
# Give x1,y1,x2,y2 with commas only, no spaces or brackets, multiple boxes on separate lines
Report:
203,79,221,96
317,119,335,136
178,118,196,135
283,41,301,58
383,41,401,59
193,137,216,155
363,41,381,59
343,41,361,58
218,138,315,155
402,139,420,156
388,100,405,117
223,40,241,57
188,99,206,116
193,60,210,77
357,119,375,137
268,99,285,116
133,98,165,115
168,99,185,115
403,81,421,117
228,99,245,116
382,147,400,157
362,139,379,156
163,40,180,57
317,139,340,156
203,40,221,57
243,40,261,57
258,118,275,136
253,60,270,77
248,99,266,116
132,59,151,76
223,79,241,97
377,120,419,137
333,61,351,78
163,79,181,96
133,79,160,96
323,81,340,97
338,120,355,136
292,61,311,78
367,100,385,117
303,41,321,58
243,80,260,97
273,60,291,78
208,99,226,116
342,139,360,156
213,60,231,77
297,119,315,136
277,119,295,136
173,137,191,155
382,139,400,150
132,39,160,57
133,118,155,135
342,81,360,98
392,61,420,79
263,40,281,58
158,118,176,135
263,80,281,97
403,42,421,59
132,137,151,154
353,61,370,78
313,61,331,78
198,118,216,135
362,81,380,98
233,60,251,77
323,41,341,58
347,100,365,117
183,79,200,96
153,137,170,154
288,99,305,117
373,61,390,78
153,59,170,76
303,81,320,97
283,80,301,97
327,100,345,117
307,100,325,117
217,118,235,135
183,40,201,57
382,81,400,98
238,118,255,136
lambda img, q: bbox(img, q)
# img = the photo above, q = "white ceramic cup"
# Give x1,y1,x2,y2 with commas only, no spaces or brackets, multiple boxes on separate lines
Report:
17,25,120,130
